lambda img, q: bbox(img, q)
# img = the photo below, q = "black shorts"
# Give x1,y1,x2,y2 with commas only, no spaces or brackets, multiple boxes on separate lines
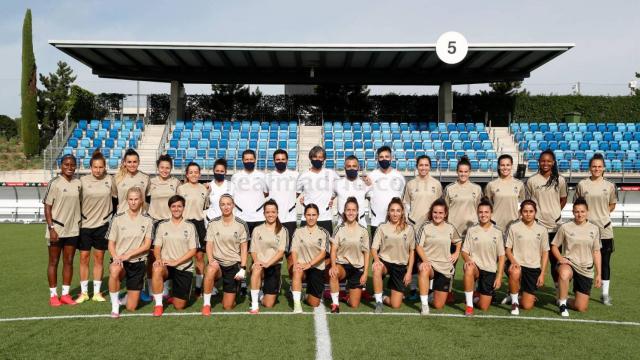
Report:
381,259,407,292
283,221,297,254
220,263,241,294
168,266,193,300
369,226,378,244
48,236,79,248
300,220,333,235
261,264,282,295
339,263,365,289
601,238,614,253
304,267,325,299
432,269,452,292
122,261,146,291
520,266,542,295
571,266,593,295
78,223,109,251
477,269,496,296
187,219,207,252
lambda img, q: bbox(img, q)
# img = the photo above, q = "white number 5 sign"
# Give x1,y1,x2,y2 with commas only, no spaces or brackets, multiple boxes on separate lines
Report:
436,32,469,65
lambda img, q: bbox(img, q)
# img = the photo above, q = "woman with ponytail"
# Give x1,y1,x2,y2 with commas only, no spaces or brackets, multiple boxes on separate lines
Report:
525,150,568,294
76,150,117,303
248,199,288,313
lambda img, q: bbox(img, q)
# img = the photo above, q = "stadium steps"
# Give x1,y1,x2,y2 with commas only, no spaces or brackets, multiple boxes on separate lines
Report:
298,125,323,171
491,127,520,165
137,125,166,173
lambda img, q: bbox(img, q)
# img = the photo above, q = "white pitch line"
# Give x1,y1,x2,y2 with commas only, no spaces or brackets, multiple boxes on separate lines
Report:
313,305,333,360
0,311,639,327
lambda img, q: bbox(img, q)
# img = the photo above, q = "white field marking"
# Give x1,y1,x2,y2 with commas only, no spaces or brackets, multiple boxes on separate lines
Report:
0,311,639,327
313,305,333,360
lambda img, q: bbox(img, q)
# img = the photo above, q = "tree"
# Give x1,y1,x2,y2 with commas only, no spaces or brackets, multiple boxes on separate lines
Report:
489,81,523,95
210,84,262,118
21,9,39,156
0,115,18,139
315,84,370,119
38,61,77,146
95,93,124,119
67,85,96,123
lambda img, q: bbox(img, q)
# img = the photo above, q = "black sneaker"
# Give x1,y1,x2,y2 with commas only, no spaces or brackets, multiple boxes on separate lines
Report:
194,287,202,298
240,286,248,297
559,304,569,317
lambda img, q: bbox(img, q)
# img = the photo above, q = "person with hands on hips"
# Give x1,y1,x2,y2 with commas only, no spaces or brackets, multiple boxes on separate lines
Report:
461,198,505,316
551,197,602,317
107,186,153,318
201,194,248,315
150,195,198,316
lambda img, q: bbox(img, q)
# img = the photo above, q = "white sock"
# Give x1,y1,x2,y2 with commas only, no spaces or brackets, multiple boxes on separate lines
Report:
93,281,102,294
465,291,474,307
420,295,429,306
62,285,70,296
292,291,302,303
153,294,163,306
374,293,383,303
331,292,339,305
109,292,120,313
49,287,58,297
147,279,153,292
251,289,260,309
203,293,212,306
195,275,203,288
80,280,89,294
511,293,519,305
429,279,434,291
163,281,170,297
602,280,610,296
410,275,417,291
559,298,567,306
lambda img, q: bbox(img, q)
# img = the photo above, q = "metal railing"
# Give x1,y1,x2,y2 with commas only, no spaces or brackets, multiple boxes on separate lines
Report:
155,115,172,161
42,114,74,176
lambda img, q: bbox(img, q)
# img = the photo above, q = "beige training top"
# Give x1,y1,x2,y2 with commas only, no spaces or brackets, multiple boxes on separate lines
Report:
402,175,443,226
147,177,181,221
106,211,153,263
154,219,198,272
80,174,116,229
462,223,505,273
444,181,482,237
249,224,288,264
177,182,210,221
331,223,370,269
291,226,331,270
505,220,549,269
371,222,416,266
575,177,617,239
115,171,150,213
485,177,526,231
44,176,82,239
416,221,461,277
525,174,568,232
551,221,601,278
205,216,248,266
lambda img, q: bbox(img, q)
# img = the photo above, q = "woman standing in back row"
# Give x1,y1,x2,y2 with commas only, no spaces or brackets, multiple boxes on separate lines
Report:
525,150,568,295
575,153,616,305
114,149,150,213
76,150,117,304
485,154,526,231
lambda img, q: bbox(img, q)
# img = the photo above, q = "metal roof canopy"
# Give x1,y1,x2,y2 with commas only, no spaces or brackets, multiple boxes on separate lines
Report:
49,41,573,85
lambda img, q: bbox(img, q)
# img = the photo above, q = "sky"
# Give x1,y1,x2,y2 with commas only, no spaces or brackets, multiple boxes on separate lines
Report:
1,0,638,118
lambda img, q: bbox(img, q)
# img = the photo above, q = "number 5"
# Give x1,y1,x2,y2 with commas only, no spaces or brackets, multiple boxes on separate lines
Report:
448,41,457,54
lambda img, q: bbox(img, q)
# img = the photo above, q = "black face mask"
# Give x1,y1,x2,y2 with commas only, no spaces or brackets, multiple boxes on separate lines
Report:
243,162,255,171
378,159,391,169
275,162,287,171
311,159,324,169
213,173,225,182
345,169,358,179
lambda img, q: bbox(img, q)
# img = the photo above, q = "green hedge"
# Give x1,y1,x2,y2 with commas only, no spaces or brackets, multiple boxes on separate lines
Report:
512,95,640,123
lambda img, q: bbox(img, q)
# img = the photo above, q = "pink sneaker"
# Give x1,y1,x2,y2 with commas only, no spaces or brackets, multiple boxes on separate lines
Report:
60,294,77,305
49,296,62,307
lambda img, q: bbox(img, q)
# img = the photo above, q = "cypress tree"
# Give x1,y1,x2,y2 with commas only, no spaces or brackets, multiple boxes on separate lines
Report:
21,9,39,156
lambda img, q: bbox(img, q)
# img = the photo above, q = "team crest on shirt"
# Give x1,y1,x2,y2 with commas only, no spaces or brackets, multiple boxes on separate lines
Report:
140,226,146,233
63,188,67,192
471,192,477,199
318,238,323,246
164,231,169,236
234,231,239,240
200,192,206,199
513,186,519,193
570,232,575,237
170,185,175,190
492,236,498,243
495,188,500,193
183,230,189,239
536,233,542,240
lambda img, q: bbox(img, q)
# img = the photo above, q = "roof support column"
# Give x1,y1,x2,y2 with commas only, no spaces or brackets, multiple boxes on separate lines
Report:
438,81,453,123
170,80,185,123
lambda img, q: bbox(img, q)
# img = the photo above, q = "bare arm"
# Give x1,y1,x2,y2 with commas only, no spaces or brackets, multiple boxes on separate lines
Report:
240,242,248,268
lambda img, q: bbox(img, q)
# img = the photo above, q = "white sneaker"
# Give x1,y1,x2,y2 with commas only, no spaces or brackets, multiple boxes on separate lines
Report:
293,302,303,314
421,304,430,315
601,294,612,306
511,303,520,316
559,304,569,317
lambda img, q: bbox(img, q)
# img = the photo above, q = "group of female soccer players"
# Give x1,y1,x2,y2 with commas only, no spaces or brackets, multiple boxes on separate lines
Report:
44,144,616,318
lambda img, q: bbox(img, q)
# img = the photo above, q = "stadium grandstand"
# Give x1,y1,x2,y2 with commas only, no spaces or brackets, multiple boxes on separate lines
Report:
1,41,639,227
